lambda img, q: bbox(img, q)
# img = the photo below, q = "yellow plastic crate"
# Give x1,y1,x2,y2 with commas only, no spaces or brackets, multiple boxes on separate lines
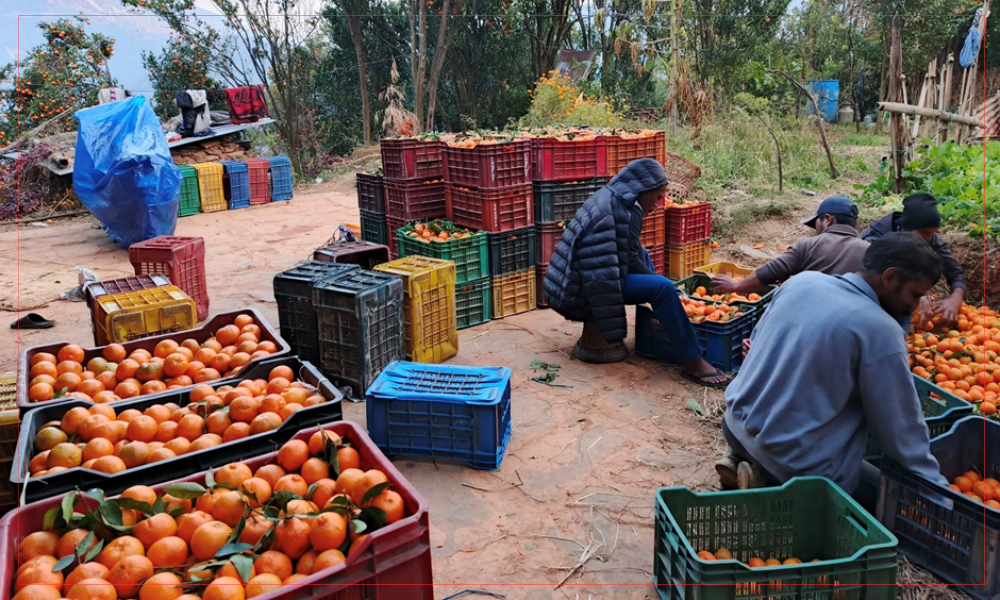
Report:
192,163,227,213
374,256,458,364
693,261,754,279
491,268,535,318
666,240,712,280
94,285,198,346
0,375,18,464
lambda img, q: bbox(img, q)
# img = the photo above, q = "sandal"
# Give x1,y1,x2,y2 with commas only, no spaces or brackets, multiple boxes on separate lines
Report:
10,313,55,329
681,367,732,389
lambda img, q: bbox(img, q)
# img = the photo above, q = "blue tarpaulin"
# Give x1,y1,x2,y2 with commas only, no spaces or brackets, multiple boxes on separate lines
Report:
73,96,181,247
960,9,984,68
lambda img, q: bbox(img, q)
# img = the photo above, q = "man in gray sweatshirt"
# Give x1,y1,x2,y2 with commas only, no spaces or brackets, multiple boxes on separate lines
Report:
718,232,946,495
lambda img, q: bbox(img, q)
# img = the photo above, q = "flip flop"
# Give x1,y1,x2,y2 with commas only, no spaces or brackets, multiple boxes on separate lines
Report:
10,313,55,329
681,368,732,389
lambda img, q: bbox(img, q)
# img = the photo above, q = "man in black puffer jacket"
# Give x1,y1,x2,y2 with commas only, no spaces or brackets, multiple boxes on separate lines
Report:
543,158,731,387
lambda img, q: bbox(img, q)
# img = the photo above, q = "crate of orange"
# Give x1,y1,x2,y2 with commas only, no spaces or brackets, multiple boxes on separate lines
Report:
653,477,899,600
11,355,344,503
604,129,666,175
1,420,432,600
635,298,755,373
441,135,531,188
396,220,488,284
674,274,777,327
17,309,290,415
665,199,711,245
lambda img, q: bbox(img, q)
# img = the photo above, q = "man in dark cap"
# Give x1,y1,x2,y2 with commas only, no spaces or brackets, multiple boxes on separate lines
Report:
712,195,870,296
860,193,966,326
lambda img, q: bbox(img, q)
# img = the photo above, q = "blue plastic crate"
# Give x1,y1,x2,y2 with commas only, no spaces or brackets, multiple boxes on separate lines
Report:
220,160,250,209
365,361,512,469
266,155,294,201
634,302,755,373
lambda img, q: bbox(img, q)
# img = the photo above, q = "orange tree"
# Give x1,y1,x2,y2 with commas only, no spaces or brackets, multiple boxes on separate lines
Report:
142,36,226,120
0,17,116,144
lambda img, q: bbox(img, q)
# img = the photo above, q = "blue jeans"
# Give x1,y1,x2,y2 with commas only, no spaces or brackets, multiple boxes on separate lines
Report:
624,272,704,364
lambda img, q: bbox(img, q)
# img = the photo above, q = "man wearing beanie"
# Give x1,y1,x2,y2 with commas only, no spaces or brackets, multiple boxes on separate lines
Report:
861,193,966,326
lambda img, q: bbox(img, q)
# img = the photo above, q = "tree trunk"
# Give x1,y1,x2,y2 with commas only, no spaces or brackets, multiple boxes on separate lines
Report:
346,15,372,146
889,16,906,193
423,0,453,131
773,69,838,179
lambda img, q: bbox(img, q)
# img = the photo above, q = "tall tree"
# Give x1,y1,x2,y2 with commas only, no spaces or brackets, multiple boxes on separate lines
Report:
506,0,576,79
406,0,455,131
342,0,374,145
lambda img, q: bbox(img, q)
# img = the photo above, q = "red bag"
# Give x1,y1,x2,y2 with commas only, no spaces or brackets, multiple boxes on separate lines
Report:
225,85,269,124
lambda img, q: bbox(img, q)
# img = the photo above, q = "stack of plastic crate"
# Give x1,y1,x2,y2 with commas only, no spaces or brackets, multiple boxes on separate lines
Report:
373,256,457,364
664,199,713,279
128,236,210,321
381,138,446,259
356,171,387,246
272,262,360,366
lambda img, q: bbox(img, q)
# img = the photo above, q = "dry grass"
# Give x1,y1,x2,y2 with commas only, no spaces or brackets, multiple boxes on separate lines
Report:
898,556,976,600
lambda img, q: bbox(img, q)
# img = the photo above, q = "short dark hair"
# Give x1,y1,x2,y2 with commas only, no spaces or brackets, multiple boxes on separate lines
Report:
821,213,857,228
860,232,942,283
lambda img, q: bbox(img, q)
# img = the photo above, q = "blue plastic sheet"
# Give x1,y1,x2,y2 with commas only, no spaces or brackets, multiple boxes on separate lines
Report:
73,96,181,246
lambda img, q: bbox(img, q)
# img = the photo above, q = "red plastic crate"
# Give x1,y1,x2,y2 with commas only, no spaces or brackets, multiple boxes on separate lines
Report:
381,138,443,180
605,131,667,175
442,140,531,188
639,206,665,248
665,201,712,244
649,245,666,276
242,158,271,205
386,215,407,258
535,221,565,265
128,236,209,321
384,179,446,222
531,137,608,181
536,263,549,307
0,421,433,600
446,183,532,233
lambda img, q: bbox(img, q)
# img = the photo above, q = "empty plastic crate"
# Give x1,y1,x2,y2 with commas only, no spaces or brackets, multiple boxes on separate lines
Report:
84,274,171,342
242,157,271,204
446,183,533,232
398,227,487,284
605,131,666,175
313,240,391,270
442,140,531,188
191,162,227,213
220,160,250,209
640,206,666,249
129,235,209,321
649,246,665,276
635,303,754,372
273,261,360,365
654,477,899,600
374,256,458,364
361,209,389,246
531,137,608,181
491,268,535,319
487,226,535,276
535,264,548,307
313,269,405,401
0,376,16,462
176,165,201,216
665,201,712,244
693,261,754,278
666,240,712,280
366,361,512,469
357,171,386,213
267,155,294,201
674,273,777,326
455,277,490,329
93,285,198,346
878,416,998,600
385,216,407,259
385,179,447,222
533,178,605,223
381,138,443,180
535,221,565,265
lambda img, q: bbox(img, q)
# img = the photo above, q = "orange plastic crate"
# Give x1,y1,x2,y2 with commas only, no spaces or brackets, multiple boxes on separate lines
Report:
491,268,535,318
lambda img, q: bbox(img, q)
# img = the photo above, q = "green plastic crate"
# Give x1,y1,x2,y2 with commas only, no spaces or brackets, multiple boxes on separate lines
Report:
863,375,973,460
674,273,776,326
177,165,201,217
653,477,898,600
397,228,488,284
455,277,490,329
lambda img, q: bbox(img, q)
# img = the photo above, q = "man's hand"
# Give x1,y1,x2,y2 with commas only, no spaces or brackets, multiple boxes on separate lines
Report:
933,295,963,326
915,296,934,326
742,338,751,360
712,275,741,293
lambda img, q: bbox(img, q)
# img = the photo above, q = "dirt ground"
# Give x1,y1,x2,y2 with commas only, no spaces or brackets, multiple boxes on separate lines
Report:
1,182,829,599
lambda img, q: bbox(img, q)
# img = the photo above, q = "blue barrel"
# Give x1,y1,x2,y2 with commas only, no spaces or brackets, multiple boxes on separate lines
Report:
807,79,840,122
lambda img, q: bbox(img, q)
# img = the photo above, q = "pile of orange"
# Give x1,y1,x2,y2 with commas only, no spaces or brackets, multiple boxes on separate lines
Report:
681,297,746,324
947,469,1000,508
13,432,406,600
697,547,816,567
27,315,280,405
906,303,1000,412
691,286,762,304
29,365,329,479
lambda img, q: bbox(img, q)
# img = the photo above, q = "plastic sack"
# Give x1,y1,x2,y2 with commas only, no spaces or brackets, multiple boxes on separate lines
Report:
73,96,181,247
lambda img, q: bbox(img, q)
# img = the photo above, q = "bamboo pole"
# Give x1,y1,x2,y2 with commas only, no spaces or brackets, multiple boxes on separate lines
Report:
937,53,955,144
889,17,906,192
878,102,983,126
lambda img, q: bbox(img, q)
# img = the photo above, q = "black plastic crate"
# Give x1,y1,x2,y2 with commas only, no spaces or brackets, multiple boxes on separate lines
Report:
360,209,389,246
356,172,385,213
532,178,605,223
313,269,405,401
313,240,390,270
11,355,343,504
487,226,536,276
456,278,491,329
634,303,755,373
273,261,360,364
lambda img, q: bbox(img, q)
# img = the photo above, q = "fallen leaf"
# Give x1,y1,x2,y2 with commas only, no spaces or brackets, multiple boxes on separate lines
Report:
525,542,534,551
460,547,477,553
753,243,765,250
685,398,708,417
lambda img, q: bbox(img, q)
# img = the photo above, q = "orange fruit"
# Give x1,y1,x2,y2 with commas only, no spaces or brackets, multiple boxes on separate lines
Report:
229,396,260,423
281,500,316,517
748,557,766,568
259,394,285,415
303,396,324,407
57,528,98,559
195,488,228,513
974,481,995,502
96,374,119,392
216,325,241,346
371,490,405,524
277,440,309,472
93,420,129,444
57,360,84,376
107,554,154,598
189,384,215,403
140,380,168,395
29,382,55,403
308,431,341,456
98,536,145,569
313,549,346,572
211,490,246,527
176,511,214,544
154,339,179,358
335,468,365,497
311,479,338,508
300,457,330,484
77,379,106,398
164,437,192,456
239,513,274,546
272,517,311,559
54,372,82,393
697,550,716,561
234,315,254,329
955,476,974,492
218,560,256,584
965,471,983,484
67,578,117,600
175,414,206,441
48,443,83,469
274,474,308,497
116,359,140,381
147,448,177,464
249,413,282,435
269,365,294,382
30,352,57,366
155,420,179,442
265,378,291,396
103,344,127,363
257,341,277,354
281,387,310,406
245,574,282,599
765,558,782,566
336,447,361,471
254,551,293,581
784,558,802,565
126,415,158,443
223,422,251,443
15,559,64,592
189,434,223,453
203,577,245,600
31,362,59,381
59,344,86,363
295,549,318,575
308,511,347,551
91,455,127,474
216,462,253,488
241,324,261,339
12,585,61,600
230,352,252,369
239,477,272,507
255,464,286,490
115,380,141,399
141,405,169,424
195,368,222,383
28,451,49,475
139,572,183,600
135,362,164,383
65,563,111,588
205,411,233,436
190,521,233,560
353,470,389,506
134,513,178,548
162,493,192,514
121,485,157,506
34,427,68,452
146,536,188,568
